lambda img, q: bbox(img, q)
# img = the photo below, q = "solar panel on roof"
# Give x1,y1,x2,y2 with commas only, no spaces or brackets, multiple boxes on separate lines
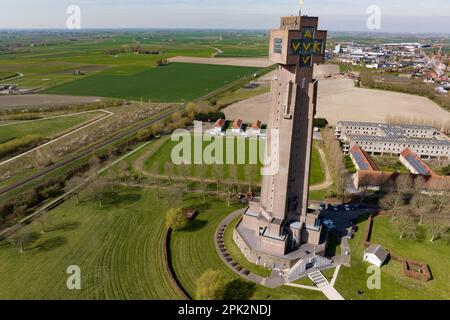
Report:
405,154,429,175
352,151,370,170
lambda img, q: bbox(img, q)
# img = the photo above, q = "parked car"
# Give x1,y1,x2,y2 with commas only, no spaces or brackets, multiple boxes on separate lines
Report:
344,204,351,212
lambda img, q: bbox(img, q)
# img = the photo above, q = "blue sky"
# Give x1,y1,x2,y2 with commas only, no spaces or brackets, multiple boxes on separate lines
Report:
1,0,449,33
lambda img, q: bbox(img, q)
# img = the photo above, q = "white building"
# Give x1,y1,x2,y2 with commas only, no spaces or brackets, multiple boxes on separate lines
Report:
336,121,450,160
363,245,389,267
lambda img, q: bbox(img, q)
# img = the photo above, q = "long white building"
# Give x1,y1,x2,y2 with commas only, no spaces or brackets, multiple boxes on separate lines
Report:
335,121,450,161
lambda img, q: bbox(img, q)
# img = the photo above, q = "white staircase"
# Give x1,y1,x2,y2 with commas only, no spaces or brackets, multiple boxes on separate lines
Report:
308,270,328,288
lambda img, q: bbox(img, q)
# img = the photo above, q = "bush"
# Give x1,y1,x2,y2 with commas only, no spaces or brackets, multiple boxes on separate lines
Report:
314,118,329,128
196,269,228,300
0,135,42,158
442,165,450,176
195,112,225,123
165,208,189,231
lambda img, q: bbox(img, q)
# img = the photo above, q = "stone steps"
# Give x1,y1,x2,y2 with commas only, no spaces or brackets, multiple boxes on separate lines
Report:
308,270,328,288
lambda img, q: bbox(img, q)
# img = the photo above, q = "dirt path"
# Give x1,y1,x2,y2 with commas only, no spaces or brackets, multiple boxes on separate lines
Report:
134,141,333,191
310,146,333,191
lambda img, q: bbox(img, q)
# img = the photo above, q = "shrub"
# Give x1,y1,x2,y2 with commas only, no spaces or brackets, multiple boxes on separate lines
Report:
0,135,42,158
165,208,189,231
314,118,329,128
196,269,228,300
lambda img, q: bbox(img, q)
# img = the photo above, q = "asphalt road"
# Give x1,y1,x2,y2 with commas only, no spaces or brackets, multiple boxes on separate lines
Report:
0,105,184,196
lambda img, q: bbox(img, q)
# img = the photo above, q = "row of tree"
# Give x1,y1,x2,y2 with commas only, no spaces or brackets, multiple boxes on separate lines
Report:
379,175,450,242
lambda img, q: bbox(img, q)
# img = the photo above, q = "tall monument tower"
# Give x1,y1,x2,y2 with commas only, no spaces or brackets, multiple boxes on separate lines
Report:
234,14,328,270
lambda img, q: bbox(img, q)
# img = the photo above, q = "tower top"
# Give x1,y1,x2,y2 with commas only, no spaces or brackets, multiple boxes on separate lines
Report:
269,15,327,67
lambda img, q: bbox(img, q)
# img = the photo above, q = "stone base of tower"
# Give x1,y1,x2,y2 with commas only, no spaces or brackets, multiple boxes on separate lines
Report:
233,202,328,271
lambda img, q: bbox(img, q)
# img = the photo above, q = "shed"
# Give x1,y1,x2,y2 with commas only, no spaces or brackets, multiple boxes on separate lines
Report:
363,244,389,267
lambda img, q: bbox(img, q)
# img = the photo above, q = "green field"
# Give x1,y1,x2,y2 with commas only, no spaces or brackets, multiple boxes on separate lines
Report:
0,113,102,144
145,137,325,185
335,215,450,300
0,184,324,300
170,194,325,300
44,63,258,102
0,71,17,81
0,30,267,91
0,187,182,299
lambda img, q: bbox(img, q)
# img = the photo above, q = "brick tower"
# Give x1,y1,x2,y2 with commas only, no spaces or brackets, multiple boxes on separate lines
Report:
234,14,328,270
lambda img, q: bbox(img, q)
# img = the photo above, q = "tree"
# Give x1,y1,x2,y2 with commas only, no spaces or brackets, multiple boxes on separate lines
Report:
119,161,131,185
9,229,32,253
65,175,85,204
37,214,52,234
164,162,174,186
87,174,109,207
211,164,223,197
410,177,433,225
394,212,418,240
379,193,405,222
88,154,101,170
165,208,189,231
196,269,228,300
426,193,450,242
198,167,208,203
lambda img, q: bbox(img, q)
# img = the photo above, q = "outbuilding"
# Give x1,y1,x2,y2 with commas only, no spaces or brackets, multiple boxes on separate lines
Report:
363,244,389,267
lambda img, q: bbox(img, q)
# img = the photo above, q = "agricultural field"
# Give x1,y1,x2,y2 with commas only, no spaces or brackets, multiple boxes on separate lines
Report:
44,63,259,102
334,215,450,300
0,30,268,93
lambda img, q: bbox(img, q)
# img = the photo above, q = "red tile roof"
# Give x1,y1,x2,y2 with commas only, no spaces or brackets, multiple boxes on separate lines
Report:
232,119,243,129
356,170,450,192
215,118,225,127
251,120,262,129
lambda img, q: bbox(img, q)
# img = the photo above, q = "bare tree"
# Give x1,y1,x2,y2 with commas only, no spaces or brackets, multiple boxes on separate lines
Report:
426,193,450,242
119,161,131,185
211,164,223,197
9,229,32,253
65,175,85,204
164,162,174,186
394,211,418,240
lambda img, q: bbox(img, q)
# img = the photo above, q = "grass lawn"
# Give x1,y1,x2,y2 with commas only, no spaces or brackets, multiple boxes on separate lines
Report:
0,71,17,81
0,187,182,299
223,216,272,277
0,112,102,144
216,84,270,107
170,193,325,300
344,155,357,174
44,63,259,102
144,136,325,185
334,215,450,300
372,156,409,173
